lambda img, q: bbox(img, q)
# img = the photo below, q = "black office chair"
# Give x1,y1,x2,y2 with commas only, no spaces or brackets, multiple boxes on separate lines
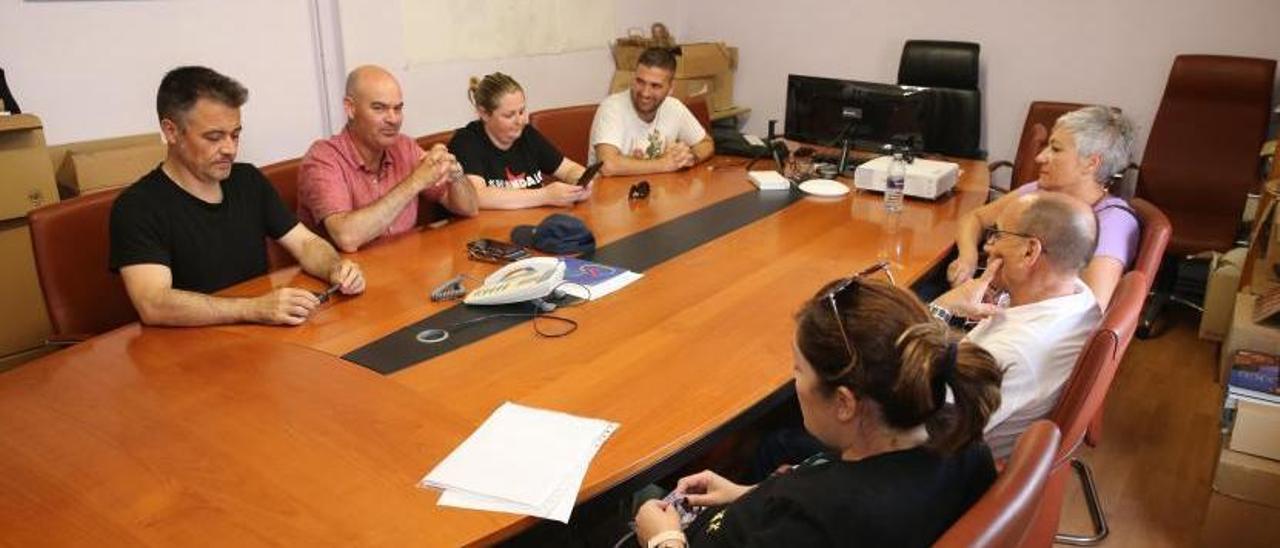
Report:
897,40,982,159
0,67,20,113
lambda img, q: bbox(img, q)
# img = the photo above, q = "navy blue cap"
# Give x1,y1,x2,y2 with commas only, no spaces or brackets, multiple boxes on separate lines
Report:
510,214,596,256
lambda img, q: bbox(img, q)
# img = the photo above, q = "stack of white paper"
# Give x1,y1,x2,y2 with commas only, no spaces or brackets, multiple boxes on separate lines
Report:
420,401,619,523
748,170,791,190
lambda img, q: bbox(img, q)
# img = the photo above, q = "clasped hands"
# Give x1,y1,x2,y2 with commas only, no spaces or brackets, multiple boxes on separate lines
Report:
413,143,466,190
661,142,696,172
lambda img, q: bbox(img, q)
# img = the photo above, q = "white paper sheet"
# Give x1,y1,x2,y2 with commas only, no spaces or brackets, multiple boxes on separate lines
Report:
420,402,618,523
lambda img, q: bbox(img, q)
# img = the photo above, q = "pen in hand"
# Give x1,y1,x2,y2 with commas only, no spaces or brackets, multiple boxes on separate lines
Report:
315,283,341,303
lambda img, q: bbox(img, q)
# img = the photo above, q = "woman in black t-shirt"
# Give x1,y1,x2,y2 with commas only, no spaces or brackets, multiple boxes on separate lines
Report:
634,267,1005,548
449,72,591,209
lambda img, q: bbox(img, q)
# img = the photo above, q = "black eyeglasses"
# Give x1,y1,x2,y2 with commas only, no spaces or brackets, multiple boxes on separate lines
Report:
822,262,895,365
986,228,1047,254
986,228,1036,244
629,180,650,200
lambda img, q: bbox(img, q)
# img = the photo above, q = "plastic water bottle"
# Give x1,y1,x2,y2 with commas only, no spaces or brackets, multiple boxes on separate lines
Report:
884,151,906,213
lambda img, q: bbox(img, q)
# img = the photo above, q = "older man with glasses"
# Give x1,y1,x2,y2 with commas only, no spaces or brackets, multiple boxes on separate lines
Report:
930,192,1100,458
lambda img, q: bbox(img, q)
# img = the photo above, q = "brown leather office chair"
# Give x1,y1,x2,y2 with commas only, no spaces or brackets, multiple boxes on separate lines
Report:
1126,198,1173,284
1137,55,1274,256
1024,271,1148,546
415,129,455,152
934,421,1060,548
989,101,1088,192
28,187,138,342
687,95,712,135
528,104,598,166
259,158,303,270
1136,55,1275,336
1083,198,1169,453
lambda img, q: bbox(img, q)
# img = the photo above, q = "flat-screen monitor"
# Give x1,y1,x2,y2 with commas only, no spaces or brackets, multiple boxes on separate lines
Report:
784,74,929,152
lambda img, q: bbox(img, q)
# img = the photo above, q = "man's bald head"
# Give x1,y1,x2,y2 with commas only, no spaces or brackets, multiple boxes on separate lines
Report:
342,65,405,152
345,65,399,101
1012,193,1098,274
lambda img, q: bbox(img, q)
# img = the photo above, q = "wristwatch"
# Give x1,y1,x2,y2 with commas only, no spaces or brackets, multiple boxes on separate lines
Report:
928,302,954,324
647,530,688,548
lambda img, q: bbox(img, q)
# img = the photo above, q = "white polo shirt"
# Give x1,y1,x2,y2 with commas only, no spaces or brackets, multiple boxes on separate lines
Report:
967,278,1100,459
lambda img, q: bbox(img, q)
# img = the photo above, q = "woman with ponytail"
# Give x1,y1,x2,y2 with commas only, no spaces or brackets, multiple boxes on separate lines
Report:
634,266,1004,548
448,72,593,209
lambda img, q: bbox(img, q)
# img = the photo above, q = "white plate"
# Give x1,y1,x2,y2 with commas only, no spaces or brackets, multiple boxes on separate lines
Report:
798,178,850,197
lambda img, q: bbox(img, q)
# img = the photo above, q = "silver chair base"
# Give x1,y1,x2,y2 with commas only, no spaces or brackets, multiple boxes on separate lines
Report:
1055,457,1110,545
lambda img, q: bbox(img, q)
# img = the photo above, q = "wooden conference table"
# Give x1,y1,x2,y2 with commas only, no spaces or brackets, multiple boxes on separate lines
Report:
0,156,989,546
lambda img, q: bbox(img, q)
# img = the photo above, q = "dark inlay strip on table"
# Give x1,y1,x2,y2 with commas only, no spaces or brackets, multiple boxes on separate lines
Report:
344,188,804,375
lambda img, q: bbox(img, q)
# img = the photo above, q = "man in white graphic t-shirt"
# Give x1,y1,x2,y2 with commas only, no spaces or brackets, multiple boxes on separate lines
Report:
589,47,715,176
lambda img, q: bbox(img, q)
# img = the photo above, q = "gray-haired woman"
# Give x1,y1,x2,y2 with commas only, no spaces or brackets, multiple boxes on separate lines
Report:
947,106,1138,307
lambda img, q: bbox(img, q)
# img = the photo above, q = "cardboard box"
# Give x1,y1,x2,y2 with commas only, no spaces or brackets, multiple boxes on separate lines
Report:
1204,409,1280,546
1215,446,1280,508
1201,247,1249,341
1247,190,1280,295
1231,398,1280,461
1264,201,1280,292
609,70,733,115
0,114,59,221
710,70,735,114
0,222,52,357
671,42,735,78
611,42,737,78
1220,292,1280,382
609,42,738,114
48,133,163,196
611,42,645,71
1200,491,1280,547
611,69,712,99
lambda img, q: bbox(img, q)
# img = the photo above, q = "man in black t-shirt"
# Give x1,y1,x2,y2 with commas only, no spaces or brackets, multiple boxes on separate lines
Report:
109,66,365,327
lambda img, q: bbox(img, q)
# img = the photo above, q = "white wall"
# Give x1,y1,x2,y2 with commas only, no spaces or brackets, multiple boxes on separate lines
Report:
683,0,1280,186
4,0,1276,170
0,0,328,165
0,0,682,164
334,0,684,140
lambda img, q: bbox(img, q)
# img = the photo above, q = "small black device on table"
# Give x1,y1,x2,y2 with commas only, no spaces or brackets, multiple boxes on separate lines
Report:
466,238,530,263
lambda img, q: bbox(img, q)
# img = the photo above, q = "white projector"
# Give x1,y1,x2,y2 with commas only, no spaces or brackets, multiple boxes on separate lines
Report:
853,156,959,200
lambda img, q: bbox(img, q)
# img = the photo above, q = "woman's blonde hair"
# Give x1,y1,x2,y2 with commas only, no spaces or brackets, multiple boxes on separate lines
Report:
468,72,523,113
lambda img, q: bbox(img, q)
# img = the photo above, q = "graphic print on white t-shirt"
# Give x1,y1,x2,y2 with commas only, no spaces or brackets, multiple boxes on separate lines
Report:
628,128,666,160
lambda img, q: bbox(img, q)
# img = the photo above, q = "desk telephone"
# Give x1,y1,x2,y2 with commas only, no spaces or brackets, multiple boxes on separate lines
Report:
464,257,566,305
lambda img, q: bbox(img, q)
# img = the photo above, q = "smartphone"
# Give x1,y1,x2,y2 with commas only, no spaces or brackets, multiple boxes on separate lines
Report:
576,161,604,187
466,238,530,263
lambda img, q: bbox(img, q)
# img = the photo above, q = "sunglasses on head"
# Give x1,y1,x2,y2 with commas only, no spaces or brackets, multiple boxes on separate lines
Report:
629,180,650,200
822,261,895,365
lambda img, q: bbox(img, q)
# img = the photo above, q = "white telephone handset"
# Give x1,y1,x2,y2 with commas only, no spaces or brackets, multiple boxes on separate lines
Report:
463,257,566,305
